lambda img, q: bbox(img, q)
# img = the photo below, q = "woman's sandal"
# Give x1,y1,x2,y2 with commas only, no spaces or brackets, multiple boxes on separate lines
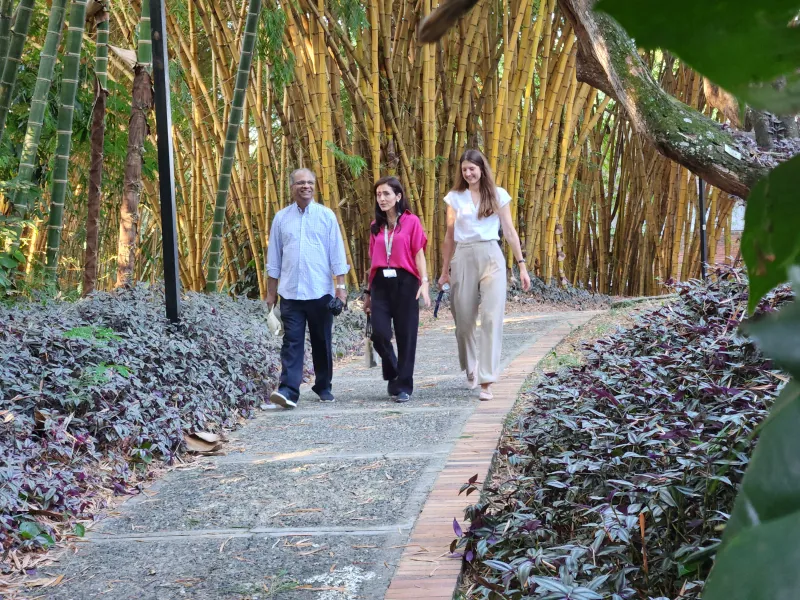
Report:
479,387,493,401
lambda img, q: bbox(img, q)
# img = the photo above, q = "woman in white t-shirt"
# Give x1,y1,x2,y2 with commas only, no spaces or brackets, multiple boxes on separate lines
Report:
438,149,531,400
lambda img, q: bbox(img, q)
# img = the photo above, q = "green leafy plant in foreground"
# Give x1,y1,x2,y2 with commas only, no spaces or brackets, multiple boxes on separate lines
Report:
589,0,800,597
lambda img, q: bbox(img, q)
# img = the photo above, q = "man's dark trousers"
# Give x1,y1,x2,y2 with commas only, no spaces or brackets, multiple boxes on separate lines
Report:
277,295,334,402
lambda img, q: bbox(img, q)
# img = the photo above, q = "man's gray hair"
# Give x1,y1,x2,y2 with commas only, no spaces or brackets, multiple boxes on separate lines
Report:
289,168,316,186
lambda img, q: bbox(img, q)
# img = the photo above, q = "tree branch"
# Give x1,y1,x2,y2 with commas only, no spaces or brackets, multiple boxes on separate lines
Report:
559,0,772,198
417,0,795,197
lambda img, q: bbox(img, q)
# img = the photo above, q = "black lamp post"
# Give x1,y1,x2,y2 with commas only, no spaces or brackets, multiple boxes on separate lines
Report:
150,0,181,323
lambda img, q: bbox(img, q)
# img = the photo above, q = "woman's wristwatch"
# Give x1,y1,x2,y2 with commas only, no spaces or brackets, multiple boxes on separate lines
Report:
422,277,429,282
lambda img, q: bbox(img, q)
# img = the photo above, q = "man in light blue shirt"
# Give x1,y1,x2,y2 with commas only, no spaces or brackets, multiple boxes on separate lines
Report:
266,168,350,408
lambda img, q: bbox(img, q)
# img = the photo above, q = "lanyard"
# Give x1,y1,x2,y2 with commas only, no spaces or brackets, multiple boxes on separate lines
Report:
384,222,396,265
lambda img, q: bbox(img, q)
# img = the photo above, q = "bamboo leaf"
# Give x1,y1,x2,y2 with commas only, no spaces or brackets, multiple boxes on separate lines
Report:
325,141,367,178
108,44,137,70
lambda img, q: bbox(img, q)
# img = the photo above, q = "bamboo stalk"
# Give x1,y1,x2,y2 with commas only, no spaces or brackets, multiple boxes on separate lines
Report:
0,0,35,139
545,72,578,280
12,0,68,222
370,0,380,180
206,0,262,292
29,1,733,300
45,0,90,280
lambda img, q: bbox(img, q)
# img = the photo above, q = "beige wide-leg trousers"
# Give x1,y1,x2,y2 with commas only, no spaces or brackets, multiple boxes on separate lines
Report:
450,240,506,384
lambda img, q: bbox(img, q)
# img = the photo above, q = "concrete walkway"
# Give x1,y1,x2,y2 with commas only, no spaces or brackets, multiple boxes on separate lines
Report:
45,311,597,600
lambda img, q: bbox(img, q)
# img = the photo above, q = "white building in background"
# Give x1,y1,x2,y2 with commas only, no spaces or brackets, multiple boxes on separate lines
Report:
709,198,744,266
730,200,745,233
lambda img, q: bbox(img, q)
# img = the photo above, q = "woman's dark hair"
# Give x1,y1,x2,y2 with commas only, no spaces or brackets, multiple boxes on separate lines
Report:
452,149,498,218
371,176,411,235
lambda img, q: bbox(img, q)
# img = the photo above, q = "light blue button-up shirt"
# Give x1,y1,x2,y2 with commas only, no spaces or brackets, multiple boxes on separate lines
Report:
266,201,350,300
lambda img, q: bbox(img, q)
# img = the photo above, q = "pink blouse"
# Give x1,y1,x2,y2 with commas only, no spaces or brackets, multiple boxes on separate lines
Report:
368,211,427,285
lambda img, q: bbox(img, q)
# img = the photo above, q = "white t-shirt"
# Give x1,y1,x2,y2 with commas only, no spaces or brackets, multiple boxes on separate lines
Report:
443,187,512,243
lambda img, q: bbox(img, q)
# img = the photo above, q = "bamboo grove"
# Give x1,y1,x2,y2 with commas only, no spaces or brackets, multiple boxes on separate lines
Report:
0,0,742,300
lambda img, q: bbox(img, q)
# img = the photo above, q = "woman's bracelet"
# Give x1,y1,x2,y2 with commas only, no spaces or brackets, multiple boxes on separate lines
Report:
517,259,526,265
363,289,371,295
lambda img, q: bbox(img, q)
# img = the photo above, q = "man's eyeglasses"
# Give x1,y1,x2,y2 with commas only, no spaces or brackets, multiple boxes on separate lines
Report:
293,180,316,187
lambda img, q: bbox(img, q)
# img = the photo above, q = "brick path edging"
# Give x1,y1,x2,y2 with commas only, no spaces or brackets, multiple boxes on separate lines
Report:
383,313,597,599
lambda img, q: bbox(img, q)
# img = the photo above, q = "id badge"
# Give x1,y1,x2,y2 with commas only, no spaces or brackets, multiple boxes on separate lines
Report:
383,268,397,278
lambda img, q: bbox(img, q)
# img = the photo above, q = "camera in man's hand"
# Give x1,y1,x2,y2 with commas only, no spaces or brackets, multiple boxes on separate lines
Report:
328,296,345,316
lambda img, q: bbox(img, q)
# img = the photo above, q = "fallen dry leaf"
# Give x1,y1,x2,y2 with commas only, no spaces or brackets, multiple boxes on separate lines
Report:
183,432,224,454
298,545,328,556
280,508,323,517
195,430,229,443
24,575,64,588
410,557,438,563
295,585,347,592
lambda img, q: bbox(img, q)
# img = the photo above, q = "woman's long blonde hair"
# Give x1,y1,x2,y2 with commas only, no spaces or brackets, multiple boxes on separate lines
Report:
452,149,498,219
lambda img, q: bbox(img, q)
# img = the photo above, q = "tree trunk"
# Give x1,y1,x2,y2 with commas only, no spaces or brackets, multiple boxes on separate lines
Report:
82,9,109,296
751,109,773,150
703,78,740,127
116,64,152,288
558,0,770,198
779,115,799,139
773,76,799,139
0,0,36,140
45,0,90,280
116,0,153,288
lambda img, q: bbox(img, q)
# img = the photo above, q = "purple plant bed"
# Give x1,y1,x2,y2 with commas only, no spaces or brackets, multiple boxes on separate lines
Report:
0,285,365,570
453,267,792,599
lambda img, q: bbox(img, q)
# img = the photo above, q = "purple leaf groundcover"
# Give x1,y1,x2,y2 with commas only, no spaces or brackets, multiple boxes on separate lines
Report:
454,267,792,599
0,284,365,571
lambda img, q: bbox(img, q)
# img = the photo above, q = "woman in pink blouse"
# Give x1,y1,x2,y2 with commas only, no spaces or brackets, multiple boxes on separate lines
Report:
363,176,431,402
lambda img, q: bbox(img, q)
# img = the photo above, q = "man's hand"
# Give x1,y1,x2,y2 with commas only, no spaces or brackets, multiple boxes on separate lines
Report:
335,287,347,307
266,291,277,309
363,293,371,314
